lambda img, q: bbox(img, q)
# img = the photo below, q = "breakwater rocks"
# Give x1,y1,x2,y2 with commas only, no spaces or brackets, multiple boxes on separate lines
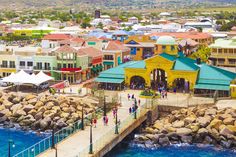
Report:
0,92,98,131
135,106,236,149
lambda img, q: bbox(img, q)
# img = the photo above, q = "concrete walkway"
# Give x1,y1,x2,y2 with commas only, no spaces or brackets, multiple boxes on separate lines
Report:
38,92,143,157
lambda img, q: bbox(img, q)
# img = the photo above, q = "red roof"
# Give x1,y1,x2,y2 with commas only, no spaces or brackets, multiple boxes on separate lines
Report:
105,41,130,52
149,32,212,40
86,37,102,42
59,38,85,45
55,45,77,53
78,47,102,58
43,34,72,40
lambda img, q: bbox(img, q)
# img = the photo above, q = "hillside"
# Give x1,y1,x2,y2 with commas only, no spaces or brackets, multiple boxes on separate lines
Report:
0,0,236,9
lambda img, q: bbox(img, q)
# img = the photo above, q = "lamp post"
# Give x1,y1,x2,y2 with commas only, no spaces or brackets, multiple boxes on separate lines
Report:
51,125,58,157
103,95,106,117
134,99,137,119
81,105,84,130
89,121,93,154
115,111,119,134
8,140,14,157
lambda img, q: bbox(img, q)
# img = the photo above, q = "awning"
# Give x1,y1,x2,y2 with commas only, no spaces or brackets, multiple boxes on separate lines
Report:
95,77,124,84
194,84,229,91
103,61,114,65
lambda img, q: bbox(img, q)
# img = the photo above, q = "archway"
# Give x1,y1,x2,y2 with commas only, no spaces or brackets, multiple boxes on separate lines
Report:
172,78,190,93
150,69,167,90
130,76,145,89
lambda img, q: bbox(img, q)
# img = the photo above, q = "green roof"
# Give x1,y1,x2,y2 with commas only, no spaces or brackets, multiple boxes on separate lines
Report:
126,60,146,69
173,58,199,71
210,38,236,49
103,61,114,65
194,84,229,91
95,78,124,84
159,53,176,61
194,64,236,91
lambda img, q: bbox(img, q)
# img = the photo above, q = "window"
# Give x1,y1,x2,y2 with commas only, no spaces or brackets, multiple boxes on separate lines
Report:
27,62,33,66
137,48,140,51
218,49,222,53
9,61,15,68
44,63,50,70
229,49,233,54
171,46,175,51
20,61,25,66
229,59,236,65
2,60,7,68
37,62,42,69
218,59,225,64
212,48,217,53
224,49,228,54
162,46,166,51
63,64,66,68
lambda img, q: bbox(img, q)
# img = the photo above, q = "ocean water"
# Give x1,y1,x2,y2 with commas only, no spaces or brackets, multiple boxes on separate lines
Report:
111,143,236,157
0,128,48,157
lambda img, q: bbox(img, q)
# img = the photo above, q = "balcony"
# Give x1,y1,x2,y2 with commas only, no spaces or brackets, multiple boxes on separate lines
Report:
18,66,33,70
34,66,51,71
0,65,16,68
53,67,82,72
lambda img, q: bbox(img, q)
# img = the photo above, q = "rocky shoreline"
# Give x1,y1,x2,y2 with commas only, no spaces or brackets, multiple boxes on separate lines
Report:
0,92,99,131
134,106,236,149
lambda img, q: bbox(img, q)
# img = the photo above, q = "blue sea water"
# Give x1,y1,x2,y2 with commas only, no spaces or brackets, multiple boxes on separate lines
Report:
0,128,48,157
111,143,236,157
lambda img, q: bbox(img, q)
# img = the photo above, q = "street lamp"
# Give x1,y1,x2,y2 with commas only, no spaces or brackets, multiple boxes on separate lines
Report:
115,111,119,134
81,105,84,130
89,121,93,154
8,140,15,157
51,125,58,157
134,99,137,119
103,95,107,117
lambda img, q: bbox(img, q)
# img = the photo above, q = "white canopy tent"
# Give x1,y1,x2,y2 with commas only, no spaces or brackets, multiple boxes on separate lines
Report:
2,70,54,86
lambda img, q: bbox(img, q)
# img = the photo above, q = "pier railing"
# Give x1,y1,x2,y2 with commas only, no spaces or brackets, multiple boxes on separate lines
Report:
77,106,147,157
13,108,103,157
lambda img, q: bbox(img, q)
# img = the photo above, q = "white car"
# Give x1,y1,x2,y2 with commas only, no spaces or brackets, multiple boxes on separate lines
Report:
0,79,8,87
39,82,49,90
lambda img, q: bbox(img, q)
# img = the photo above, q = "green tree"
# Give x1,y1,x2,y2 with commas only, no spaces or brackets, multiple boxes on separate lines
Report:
189,46,211,63
97,22,104,29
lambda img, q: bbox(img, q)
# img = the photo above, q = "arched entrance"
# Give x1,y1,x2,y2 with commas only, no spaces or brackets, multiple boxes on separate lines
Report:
172,78,190,93
151,69,167,90
130,76,145,89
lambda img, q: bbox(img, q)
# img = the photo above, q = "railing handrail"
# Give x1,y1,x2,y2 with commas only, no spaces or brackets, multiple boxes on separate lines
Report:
13,107,103,157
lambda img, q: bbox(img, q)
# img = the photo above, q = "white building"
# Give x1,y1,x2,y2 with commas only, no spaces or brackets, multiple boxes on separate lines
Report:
128,17,139,24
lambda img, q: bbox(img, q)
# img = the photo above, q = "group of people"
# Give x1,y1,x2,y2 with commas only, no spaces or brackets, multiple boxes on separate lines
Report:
158,86,168,99
127,93,140,114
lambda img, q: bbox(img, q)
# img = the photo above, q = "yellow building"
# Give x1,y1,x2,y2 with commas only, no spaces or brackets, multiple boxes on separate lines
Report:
124,36,236,97
0,52,17,77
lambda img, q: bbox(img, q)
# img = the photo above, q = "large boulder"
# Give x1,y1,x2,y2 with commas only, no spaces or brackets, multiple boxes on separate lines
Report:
209,119,222,130
205,108,217,116
0,105,6,111
3,101,13,109
25,94,36,101
35,112,43,121
172,120,185,128
0,109,11,117
181,135,192,143
10,103,23,112
223,117,235,125
13,109,26,117
158,136,170,146
28,98,38,105
197,128,208,136
34,101,44,110
220,126,234,137
45,102,54,110
196,116,211,127
176,128,192,135
184,115,196,124
12,97,21,104
219,114,232,121
23,104,34,113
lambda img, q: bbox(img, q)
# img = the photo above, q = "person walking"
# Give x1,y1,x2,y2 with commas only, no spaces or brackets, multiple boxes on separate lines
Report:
103,116,106,126
112,108,116,119
138,99,141,106
93,118,97,128
132,94,134,99
165,90,168,99
70,88,72,93
128,94,130,100
129,107,132,114
105,116,108,126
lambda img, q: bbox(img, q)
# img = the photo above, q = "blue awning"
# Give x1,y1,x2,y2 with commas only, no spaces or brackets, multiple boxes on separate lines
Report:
95,78,124,84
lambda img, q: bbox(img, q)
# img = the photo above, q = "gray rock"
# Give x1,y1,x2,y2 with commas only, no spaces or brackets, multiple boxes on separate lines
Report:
158,137,170,146
181,135,192,143
176,128,192,135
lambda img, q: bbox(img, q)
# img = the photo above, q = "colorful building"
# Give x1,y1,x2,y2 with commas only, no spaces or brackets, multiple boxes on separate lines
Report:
0,52,17,77
209,37,236,67
124,35,155,61
103,41,130,70
77,47,103,78
96,36,236,97
149,32,213,46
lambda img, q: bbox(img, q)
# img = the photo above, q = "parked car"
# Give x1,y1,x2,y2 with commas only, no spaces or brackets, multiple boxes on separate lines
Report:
0,79,8,87
39,82,49,90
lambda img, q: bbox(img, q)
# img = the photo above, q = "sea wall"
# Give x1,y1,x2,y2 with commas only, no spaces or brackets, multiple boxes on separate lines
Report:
134,106,236,149
0,92,98,131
